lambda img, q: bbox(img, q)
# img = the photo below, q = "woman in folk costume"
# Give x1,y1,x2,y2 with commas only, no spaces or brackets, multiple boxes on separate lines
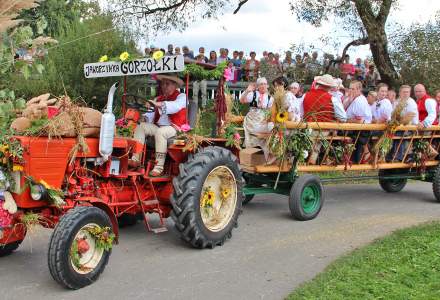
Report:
240,77,274,160
129,74,187,177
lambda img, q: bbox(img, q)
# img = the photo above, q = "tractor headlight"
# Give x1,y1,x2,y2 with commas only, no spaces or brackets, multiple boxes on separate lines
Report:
30,184,47,201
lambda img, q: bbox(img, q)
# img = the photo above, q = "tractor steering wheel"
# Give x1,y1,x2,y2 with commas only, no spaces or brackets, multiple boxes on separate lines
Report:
124,94,147,111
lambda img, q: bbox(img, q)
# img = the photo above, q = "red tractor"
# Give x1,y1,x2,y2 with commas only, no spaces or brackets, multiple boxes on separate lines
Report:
0,56,242,289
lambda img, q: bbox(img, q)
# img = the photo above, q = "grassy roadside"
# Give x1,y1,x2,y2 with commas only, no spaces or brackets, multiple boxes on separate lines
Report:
287,222,440,299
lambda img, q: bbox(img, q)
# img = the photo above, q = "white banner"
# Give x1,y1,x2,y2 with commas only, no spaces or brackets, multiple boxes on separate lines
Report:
84,55,185,78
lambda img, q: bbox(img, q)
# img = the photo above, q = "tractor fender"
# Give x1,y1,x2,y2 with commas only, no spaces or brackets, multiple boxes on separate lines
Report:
76,197,119,243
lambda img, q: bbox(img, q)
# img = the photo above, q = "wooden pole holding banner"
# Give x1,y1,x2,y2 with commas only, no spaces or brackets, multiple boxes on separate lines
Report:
186,73,189,125
122,76,127,115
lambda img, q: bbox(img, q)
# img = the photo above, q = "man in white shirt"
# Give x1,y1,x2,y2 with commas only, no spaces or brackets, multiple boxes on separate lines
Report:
414,84,438,128
344,81,372,163
366,91,377,117
345,81,372,124
396,85,418,125
372,83,393,123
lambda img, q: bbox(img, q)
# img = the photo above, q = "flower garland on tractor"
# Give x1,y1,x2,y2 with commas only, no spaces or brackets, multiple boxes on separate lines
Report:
70,226,115,271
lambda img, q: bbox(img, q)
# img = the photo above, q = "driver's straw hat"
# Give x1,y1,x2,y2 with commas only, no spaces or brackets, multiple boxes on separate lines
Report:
156,74,184,87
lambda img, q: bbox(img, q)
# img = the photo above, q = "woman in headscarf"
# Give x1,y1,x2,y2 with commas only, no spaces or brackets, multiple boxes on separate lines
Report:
239,77,274,160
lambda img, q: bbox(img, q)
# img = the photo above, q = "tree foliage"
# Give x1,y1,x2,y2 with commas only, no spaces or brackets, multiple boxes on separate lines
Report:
9,14,139,109
18,0,101,37
107,0,244,37
290,0,400,86
391,16,440,93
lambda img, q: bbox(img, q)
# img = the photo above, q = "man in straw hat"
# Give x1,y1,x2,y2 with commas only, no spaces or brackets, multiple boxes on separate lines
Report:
302,74,347,164
303,74,347,122
129,74,187,176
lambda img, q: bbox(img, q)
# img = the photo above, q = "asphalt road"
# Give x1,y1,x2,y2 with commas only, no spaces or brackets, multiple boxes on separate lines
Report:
2,181,440,300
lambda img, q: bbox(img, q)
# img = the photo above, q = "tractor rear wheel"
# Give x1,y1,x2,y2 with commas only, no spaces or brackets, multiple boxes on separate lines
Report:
289,174,324,221
171,146,243,249
0,240,22,257
48,206,114,289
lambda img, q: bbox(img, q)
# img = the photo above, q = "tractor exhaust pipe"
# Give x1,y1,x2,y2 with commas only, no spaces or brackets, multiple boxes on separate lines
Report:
99,82,119,161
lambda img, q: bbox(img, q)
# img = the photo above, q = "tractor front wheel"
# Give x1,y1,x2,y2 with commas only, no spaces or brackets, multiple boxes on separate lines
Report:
289,174,324,221
48,206,114,289
171,146,243,248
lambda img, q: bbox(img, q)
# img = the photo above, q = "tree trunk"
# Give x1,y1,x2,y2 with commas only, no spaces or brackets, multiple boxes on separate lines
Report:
367,28,400,87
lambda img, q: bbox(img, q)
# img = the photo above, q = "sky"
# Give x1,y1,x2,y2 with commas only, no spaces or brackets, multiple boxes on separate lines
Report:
148,0,440,59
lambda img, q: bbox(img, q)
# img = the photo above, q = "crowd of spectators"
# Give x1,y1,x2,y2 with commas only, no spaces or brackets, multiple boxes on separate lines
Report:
144,44,383,89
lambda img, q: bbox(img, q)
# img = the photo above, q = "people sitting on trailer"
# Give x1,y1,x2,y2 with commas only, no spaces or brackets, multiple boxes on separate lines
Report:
344,81,372,163
372,83,393,124
240,77,274,161
330,78,345,106
272,76,291,112
387,85,419,162
366,91,377,117
287,82,303,122
302,74,347,164
302,74,347,123
129,74,186,177
414,83,438,128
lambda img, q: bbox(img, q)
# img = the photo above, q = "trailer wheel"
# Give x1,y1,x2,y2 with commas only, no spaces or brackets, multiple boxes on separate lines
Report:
243,194,255,205
379,169,407,193
0,240,22,257
241,174,255,205
289,174,324,221
48,206,113,289
432,165,440,201
171,146,243,249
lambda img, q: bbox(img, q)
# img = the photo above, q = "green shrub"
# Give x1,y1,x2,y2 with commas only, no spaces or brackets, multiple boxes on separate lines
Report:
10,14,139,110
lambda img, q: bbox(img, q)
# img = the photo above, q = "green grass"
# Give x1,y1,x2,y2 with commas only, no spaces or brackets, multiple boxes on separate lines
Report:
287,222,440,300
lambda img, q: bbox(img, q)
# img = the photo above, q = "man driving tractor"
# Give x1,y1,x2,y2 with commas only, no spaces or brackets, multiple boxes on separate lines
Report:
129,74,187,176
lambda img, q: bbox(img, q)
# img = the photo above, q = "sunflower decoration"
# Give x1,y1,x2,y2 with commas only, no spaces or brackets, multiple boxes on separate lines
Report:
276,111,289,124
221,187,231,200
99,55,108,62
119,51,130,62
152,50,164,61
201,187,215,208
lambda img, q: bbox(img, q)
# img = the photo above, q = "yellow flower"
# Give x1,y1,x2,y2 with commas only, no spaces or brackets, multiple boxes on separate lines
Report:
99,55,108,62
276,111,289,123
12,165,23,172
201,188,215,207
0,144,9,153
152,50,164,61
221,188,231,199
119,51,130,62
39,179,51,189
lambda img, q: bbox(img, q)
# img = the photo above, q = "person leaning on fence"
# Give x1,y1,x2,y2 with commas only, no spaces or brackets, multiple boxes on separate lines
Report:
240,77,275,162
302,74,347,164
192,55,209,109
129,74,186,177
